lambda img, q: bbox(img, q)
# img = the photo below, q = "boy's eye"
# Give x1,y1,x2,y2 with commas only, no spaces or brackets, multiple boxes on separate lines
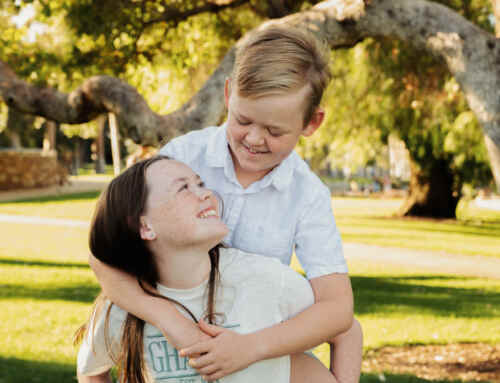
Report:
268,129,282,137
198,181,205,188
178,184,189,192
237,118,251,126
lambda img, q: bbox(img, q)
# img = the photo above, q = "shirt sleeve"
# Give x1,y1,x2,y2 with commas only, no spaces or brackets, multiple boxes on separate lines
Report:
158,136,186,162
294,184,348,279
278,266,315,320
77,301,125,376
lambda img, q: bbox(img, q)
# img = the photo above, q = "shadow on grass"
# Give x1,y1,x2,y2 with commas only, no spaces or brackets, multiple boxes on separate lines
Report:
0,358,469,383
361,371,470,383
0,191,101,204
0,283,100,303
352,275,500,318
0,356,77,383
0,258,88,269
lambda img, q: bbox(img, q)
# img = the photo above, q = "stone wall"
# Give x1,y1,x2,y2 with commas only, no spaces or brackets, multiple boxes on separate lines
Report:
0,149,68,190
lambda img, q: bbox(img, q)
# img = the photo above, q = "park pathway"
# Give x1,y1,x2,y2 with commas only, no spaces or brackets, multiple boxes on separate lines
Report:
343,242,500,279
1,211,499,279
1,176,499,279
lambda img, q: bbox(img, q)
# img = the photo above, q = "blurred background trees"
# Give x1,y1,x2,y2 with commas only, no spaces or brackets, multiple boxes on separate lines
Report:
0,0,497,218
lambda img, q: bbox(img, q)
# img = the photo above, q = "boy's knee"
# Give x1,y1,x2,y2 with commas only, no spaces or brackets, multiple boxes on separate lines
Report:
328,318,363,345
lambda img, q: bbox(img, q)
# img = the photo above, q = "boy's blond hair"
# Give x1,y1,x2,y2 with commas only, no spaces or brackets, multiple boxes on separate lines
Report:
233,25,331,126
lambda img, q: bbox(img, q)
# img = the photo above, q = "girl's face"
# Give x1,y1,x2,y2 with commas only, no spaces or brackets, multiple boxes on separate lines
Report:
141,159,228,250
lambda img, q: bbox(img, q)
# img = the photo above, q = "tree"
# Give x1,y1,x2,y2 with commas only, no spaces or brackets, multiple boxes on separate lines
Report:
300,35,492,218
1,0,500,214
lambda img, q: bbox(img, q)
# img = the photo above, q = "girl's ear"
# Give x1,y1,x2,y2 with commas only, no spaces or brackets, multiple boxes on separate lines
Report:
140,217,156,241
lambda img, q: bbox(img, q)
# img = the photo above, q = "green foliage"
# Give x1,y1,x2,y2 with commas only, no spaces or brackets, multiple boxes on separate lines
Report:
300,30,492,194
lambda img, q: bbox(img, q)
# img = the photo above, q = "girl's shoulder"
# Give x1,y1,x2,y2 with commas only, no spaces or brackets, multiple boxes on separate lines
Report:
218,247,285,283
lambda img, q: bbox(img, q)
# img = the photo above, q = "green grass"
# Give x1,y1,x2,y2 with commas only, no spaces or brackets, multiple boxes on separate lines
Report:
332,197,500,258
1,194,500,382
0,191,101,221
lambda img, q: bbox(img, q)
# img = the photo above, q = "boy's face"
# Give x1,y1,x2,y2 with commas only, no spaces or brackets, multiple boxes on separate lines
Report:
225,80,324,180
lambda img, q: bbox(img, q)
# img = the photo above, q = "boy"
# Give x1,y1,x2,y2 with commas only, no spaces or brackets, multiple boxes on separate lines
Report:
90,26,362,382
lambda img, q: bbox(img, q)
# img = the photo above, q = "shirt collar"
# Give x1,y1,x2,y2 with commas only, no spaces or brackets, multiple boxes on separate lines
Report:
267,151,296,192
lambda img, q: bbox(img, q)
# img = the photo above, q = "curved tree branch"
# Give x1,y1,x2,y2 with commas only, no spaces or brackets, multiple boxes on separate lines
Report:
1,0,499,149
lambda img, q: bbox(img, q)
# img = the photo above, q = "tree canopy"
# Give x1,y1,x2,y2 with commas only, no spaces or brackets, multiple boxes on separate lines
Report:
1,0,499,217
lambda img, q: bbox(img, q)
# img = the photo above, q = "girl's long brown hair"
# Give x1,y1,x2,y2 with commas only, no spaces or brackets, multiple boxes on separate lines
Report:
74,155,221,383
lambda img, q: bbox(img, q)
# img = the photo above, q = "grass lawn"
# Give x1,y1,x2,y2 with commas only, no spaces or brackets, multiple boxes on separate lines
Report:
332,197,500,258
1,193,499,382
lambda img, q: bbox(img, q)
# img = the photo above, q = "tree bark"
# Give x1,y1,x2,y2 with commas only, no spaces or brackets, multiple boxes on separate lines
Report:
42,120,57,152
485,0,500,192
399,159,459,218
6,106,35,148
94,114,107,174
108,113,121,175
0,0,499,154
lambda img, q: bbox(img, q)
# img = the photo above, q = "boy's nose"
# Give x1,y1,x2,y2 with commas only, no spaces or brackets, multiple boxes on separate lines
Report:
245,127,265,146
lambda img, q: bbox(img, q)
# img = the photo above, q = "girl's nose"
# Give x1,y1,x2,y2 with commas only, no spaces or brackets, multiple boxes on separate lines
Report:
194,185,211,200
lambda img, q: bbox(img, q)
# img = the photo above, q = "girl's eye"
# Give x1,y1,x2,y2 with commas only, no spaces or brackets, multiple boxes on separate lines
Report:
178,184,189,192
198,181,205,188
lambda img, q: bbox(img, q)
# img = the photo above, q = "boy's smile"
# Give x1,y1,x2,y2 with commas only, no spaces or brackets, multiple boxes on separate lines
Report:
224,80,323,187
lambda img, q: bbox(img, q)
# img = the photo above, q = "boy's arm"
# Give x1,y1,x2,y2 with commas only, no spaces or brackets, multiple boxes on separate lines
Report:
182,273,353,381
89,254,209,349
183,277,353,380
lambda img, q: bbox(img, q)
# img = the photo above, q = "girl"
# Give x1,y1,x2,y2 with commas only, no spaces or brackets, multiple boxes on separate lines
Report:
75,155,336,383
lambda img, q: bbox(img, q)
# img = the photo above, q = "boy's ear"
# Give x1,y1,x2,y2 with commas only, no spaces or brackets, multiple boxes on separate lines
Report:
302,107,324,137
139,217,156,241
224,78,231,109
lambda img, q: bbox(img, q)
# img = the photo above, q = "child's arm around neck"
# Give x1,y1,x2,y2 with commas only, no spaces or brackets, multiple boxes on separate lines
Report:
88,253,209,349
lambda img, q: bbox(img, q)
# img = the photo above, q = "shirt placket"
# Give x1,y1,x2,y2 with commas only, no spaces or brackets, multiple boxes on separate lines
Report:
224,192,244,245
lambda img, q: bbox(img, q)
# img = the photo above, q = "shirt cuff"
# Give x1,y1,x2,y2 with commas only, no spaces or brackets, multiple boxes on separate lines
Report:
305,263,349,280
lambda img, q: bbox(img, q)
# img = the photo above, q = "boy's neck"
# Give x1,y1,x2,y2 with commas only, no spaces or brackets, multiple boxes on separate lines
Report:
231,152,273,189
236,168,270,189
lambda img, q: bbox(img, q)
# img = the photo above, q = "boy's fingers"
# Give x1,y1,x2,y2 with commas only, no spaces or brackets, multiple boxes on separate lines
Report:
203,370,226,382
180,343,209,357
188,353,216,369
196,364,219,376
198,319,224,337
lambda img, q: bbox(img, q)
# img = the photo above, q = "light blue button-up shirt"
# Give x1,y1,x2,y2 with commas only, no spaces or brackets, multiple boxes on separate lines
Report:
159,125,347,279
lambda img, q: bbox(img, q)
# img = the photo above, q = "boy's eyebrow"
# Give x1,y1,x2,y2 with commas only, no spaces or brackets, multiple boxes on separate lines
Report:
236,111,287,131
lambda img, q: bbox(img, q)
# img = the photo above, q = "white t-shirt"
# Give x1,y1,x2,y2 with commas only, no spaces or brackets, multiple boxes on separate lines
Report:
159,125,348,279
78,248,315,382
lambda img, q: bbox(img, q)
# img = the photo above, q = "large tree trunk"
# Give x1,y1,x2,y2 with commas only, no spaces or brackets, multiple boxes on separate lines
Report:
399,159,459,218
6,106,35,148
486,0,500,192
484,135,500,192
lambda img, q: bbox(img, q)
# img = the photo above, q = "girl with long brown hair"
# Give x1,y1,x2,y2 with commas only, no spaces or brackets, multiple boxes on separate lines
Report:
76,156,336,383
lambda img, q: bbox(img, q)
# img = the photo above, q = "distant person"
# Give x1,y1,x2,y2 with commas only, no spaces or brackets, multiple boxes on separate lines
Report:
90,26,363,382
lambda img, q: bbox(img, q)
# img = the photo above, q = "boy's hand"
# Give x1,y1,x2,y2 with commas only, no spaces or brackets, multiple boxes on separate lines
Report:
179,319,259,381
160,320,212,352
